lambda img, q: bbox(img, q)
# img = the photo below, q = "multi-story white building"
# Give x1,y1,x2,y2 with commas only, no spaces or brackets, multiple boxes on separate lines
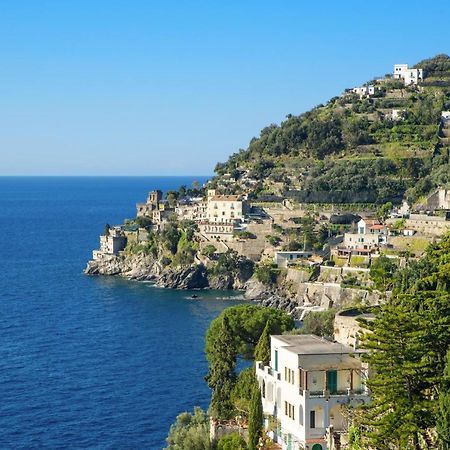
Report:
393,64,423,85
333,218,387,259
256,335,370,450
206,189,249,224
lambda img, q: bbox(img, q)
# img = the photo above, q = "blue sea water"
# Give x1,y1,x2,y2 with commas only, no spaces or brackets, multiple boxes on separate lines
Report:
0,177,245,450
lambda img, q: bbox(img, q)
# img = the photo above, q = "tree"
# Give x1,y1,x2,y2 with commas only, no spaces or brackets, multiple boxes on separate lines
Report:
165,407,211,450
205,306,293,420
230,367,256,416
370,255,398,292
102,223,111,236
248,383,263,450
201,244,217,258
205,316,237,420
216,433,246,450
377,201,393,221
358,291,450,449
300,309,336,339
254,320,271,364
437,349,450,449
205,305,294,362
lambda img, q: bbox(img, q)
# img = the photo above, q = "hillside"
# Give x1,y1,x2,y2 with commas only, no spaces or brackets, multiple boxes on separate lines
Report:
211,54,450,205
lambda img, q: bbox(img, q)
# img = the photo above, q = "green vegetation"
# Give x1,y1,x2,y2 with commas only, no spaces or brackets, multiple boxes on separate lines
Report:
213,54,450,205
354,233,450,448
369,255,398,292
165,407,211,450
205,305,293,420
437,349,450,449
286,309,336,339
248,384,263,450
233,230,256,239
254,320,271,364
216,433,247,450
201,244,217,257
254,262,280,285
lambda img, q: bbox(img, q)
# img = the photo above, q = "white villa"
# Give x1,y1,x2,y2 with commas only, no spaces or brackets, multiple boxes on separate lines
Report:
256,334,370,450
351,85,375,98
274,251,314,268
393,64,423,85
206,189,248,224
334,218,387,259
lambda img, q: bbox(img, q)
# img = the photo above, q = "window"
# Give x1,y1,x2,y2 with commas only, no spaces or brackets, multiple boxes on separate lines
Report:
284,401,295,420
274,350,278,371
284,367,295,384
310,410,316,429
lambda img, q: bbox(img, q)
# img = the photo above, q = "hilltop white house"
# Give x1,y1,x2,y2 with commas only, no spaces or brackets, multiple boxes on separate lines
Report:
256,335,370,450
393,64,423,85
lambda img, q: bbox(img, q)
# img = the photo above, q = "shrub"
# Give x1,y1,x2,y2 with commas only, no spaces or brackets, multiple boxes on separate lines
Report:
216,433,247,450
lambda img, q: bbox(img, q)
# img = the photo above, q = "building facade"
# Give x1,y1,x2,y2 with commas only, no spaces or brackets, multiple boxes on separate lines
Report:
92,226,127,260
393,64,423,85
256,335,370,450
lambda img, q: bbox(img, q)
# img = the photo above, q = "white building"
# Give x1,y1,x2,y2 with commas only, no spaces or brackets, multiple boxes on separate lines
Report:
206,190,248,224
351,85,375,98
93,226,127,260
274,251,313,268
393,64,423,85
256,335,370,450
334,218,387,259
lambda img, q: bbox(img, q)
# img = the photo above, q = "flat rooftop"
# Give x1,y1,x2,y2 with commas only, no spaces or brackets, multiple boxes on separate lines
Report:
272,334,356,355
272,334,363,370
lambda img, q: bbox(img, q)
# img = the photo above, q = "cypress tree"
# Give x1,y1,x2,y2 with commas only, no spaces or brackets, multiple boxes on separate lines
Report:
254,320,271,365
248,382,263,450
205,316,237,420
437,349,450,449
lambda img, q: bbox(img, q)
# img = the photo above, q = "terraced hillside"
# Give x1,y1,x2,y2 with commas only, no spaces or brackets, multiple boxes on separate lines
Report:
212,54,450,205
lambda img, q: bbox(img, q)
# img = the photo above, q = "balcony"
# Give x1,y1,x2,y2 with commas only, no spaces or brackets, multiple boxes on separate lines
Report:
302,388,368,398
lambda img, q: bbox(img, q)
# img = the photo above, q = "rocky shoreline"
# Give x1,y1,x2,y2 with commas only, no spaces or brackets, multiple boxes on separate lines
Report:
85,253,382,321
84,254,307,318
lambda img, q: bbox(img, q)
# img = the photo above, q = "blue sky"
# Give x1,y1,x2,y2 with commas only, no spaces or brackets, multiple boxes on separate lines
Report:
1,1,449,176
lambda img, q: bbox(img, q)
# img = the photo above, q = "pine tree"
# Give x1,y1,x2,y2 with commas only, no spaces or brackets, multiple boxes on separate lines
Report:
205,316,237,420
359,291,450,449
437,349,450,449
254,320,271,365
248,382,263,450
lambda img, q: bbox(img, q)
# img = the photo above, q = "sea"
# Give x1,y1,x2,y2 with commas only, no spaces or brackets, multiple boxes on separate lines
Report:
0,176,246,450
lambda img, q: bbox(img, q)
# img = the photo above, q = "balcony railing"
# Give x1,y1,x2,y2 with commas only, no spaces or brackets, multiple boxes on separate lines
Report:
303,388,368,397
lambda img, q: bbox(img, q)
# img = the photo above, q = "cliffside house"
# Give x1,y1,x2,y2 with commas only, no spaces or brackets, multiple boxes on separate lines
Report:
198,190,250,241
393,64,423,85
175,197,207,221
333,218,387,259
256,334,370,450
92,226,127,260
205,189,249,224
274,251,314,268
